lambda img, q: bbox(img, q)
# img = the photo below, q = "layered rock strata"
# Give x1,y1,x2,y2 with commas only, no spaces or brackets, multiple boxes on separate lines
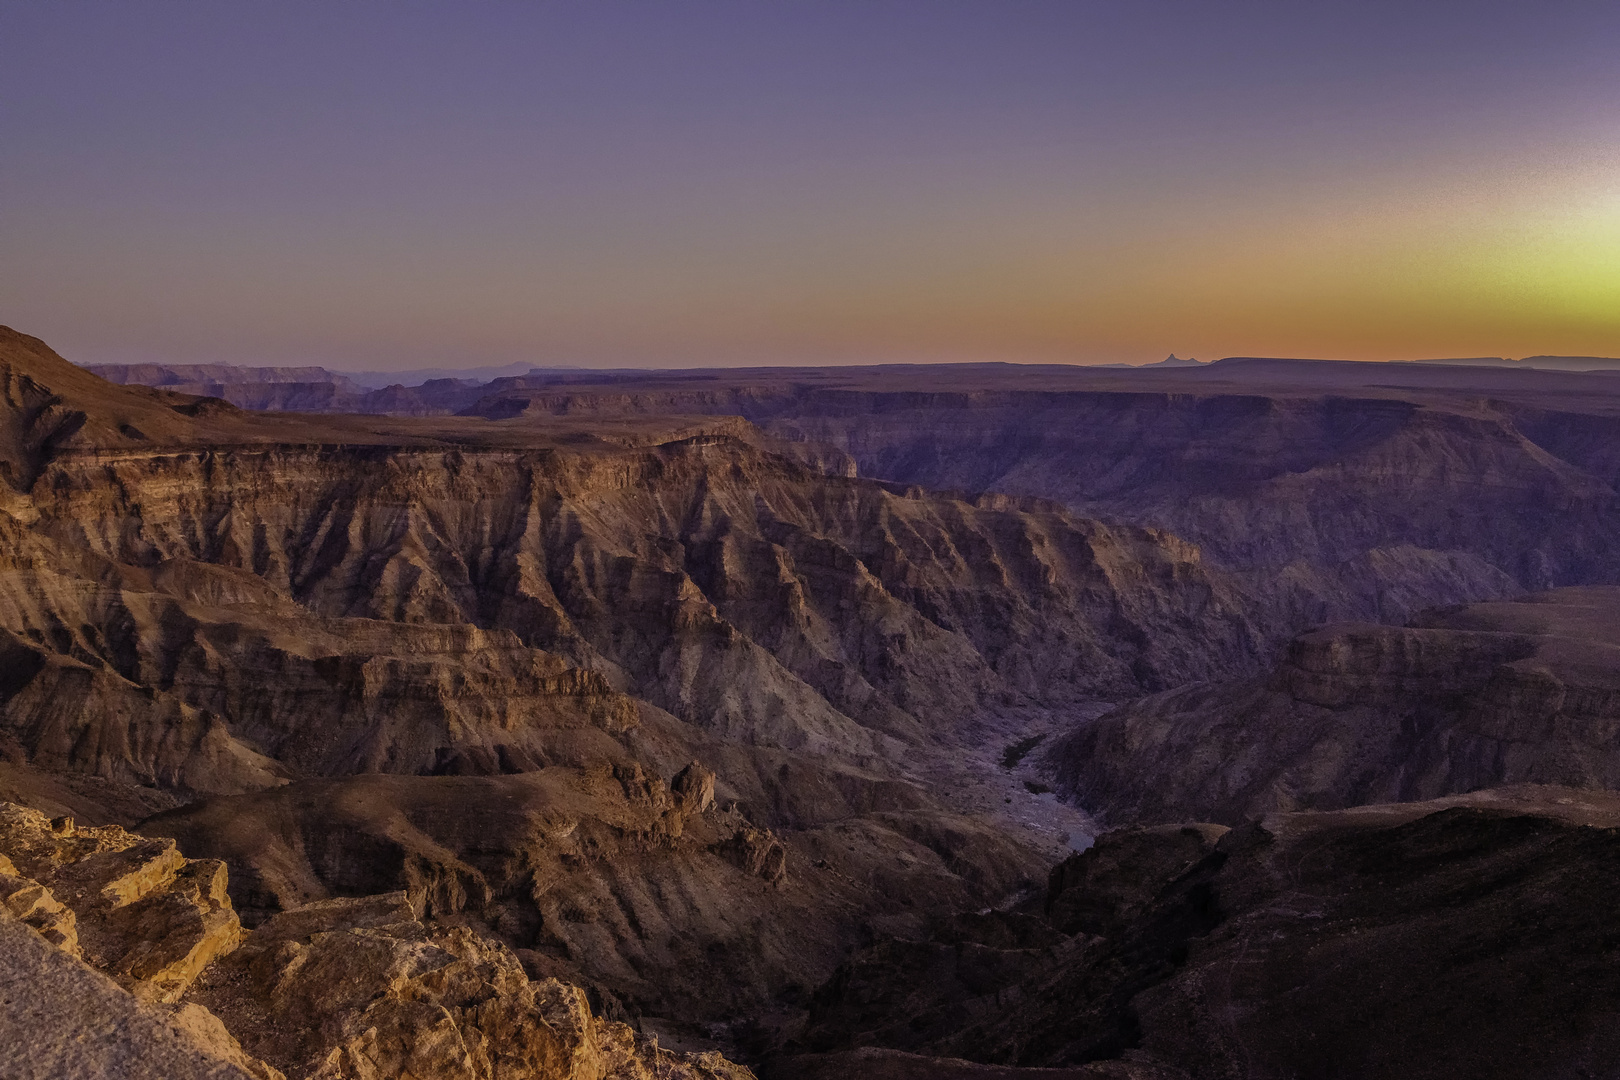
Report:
91,351,1620,633
1052,586,1620,825
451,360,1620,633
0,802,241,1003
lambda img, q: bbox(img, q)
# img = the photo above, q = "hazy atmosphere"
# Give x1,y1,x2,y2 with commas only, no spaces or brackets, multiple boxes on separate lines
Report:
6,0,1620,369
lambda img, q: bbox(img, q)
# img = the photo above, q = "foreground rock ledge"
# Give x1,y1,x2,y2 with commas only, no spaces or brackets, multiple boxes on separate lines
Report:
0,802,755,1080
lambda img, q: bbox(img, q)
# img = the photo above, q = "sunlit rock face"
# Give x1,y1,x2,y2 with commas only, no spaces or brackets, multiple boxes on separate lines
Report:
0,802,758,1080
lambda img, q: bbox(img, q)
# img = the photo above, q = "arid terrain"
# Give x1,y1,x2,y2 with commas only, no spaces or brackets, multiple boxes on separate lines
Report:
6,326,1620,1077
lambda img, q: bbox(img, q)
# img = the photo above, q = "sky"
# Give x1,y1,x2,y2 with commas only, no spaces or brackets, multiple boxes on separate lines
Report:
3,1,1620,371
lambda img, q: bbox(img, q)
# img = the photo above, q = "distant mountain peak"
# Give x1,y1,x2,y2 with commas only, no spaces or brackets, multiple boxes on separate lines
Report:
1144,353,1207,368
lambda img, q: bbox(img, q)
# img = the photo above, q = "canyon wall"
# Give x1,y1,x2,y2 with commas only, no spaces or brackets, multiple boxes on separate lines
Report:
6,328,1268,818
92,352,1620,635
454,364,1620,630
1050,587,1620,825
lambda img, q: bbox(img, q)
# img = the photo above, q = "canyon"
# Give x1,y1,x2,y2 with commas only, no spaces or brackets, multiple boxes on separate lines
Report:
7,324,1620,1077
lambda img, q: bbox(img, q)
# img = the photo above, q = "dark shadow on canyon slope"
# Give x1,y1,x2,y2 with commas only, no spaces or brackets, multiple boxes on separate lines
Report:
779,787,1620,1080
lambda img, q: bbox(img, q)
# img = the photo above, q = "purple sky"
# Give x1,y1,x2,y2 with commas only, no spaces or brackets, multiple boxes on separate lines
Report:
4,1,1620,370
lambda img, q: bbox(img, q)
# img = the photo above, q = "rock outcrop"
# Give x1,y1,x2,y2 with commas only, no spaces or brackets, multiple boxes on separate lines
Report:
0,800,755,1080
0,802,241,1003
193,891,753,1080
0,911,277,1080
0,802,280,1079
1051,586,1620,825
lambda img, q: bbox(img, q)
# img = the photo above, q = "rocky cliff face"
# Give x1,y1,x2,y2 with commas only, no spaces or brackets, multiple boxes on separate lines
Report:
1050,587,1620,826
19,434,1256,757
0,801,242,1006
762,390,1620,629
100,355,1620,634
96,352,1620,633
138,763,1044,1033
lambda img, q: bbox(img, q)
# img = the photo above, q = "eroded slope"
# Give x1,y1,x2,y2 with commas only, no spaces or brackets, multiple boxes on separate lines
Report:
1051,586,1620,825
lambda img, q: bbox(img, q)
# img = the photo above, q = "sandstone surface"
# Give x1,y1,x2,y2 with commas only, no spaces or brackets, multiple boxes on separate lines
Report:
0,802,242,1002
0,800,758,1080
0,802,282,1079
0,911,273,1080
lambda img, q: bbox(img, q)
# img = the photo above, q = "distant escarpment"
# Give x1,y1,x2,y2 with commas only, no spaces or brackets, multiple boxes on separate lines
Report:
95,354,1620,632
763,391,1620,628
454,364,1620,629
1051,587,1620,826
86,362,494,417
